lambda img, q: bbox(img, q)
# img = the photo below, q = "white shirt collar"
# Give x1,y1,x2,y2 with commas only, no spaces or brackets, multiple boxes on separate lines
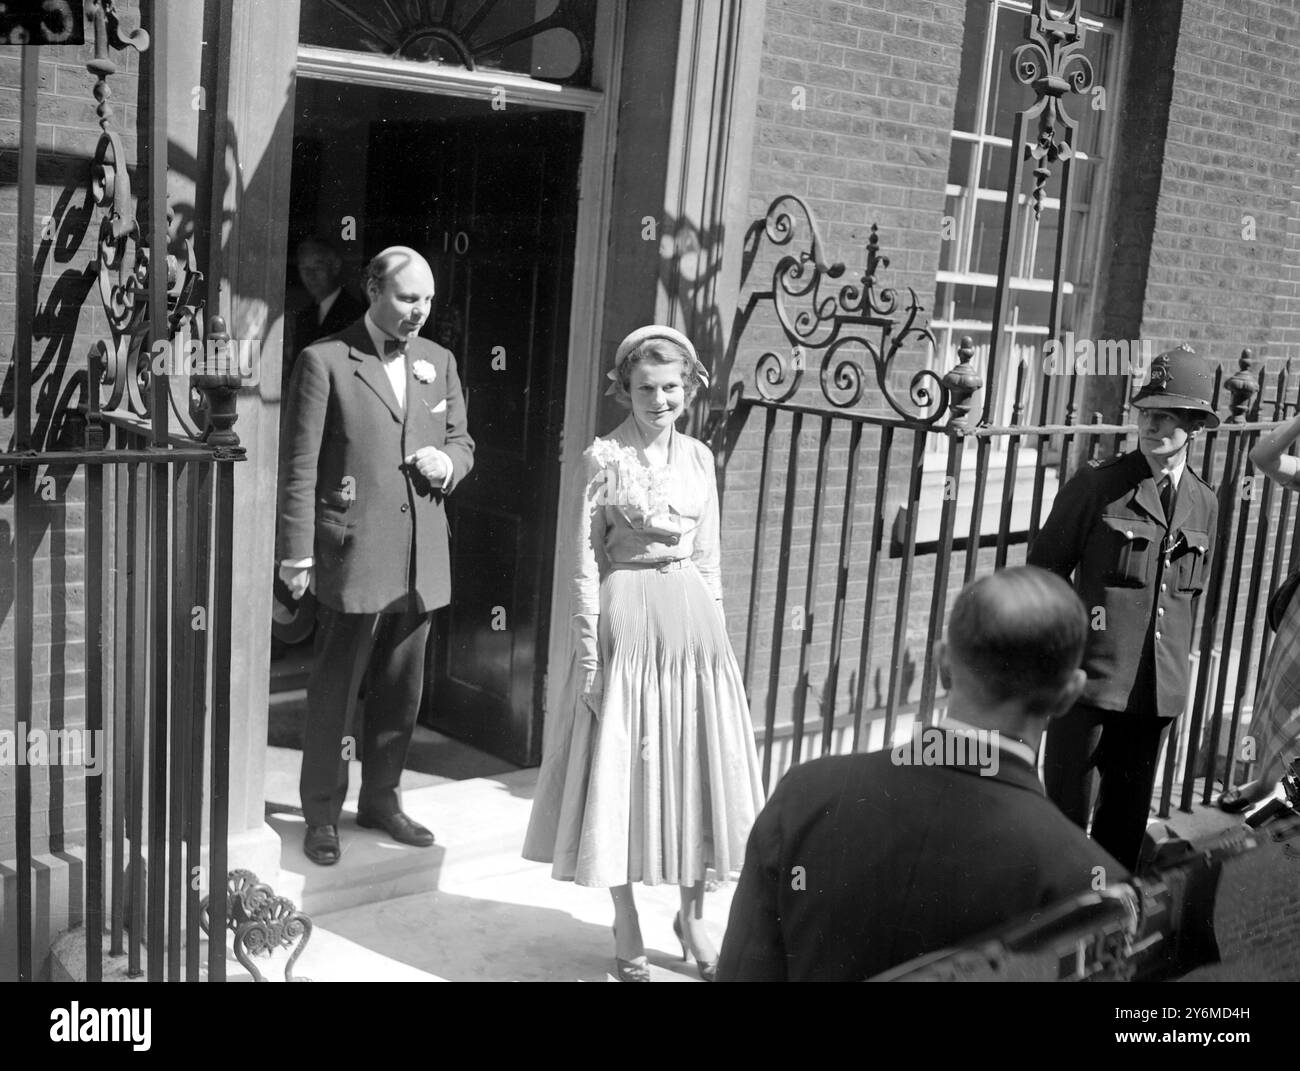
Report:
363,312,407,410
942,717,1039,770
1146,452,1186,489
363,311,403,360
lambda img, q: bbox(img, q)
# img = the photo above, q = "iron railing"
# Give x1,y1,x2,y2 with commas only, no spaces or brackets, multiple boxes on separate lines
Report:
2,0,242,981
725,323,1293,810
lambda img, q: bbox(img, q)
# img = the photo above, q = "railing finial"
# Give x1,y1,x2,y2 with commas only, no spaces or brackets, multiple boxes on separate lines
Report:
1224,348,1258,424
943,336,982,431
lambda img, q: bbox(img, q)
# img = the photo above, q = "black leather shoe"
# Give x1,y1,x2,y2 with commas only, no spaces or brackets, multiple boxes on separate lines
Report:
356,811,436,847
304,824,340,866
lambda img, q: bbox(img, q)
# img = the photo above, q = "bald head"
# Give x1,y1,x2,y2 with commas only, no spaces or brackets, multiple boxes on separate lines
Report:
365,246,435,341
944,566,1088,720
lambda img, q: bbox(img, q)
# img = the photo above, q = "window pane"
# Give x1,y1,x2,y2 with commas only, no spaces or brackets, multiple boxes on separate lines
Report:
947,139,975,186
939,194,963,272
971,200,1006,277
984,6,1036,137
978,142,1013,189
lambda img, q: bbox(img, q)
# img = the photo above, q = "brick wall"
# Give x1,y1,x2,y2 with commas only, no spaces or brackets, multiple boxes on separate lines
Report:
0,6,141,858
1140,0,1300,367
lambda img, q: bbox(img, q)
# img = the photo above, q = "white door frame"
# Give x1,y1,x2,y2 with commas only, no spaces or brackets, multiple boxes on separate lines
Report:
295,7,625,746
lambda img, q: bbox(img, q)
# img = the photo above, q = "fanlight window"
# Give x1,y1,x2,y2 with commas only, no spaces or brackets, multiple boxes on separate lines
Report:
300,0,597,86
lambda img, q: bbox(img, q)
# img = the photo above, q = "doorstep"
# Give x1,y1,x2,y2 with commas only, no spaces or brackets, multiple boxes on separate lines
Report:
267,764,542,917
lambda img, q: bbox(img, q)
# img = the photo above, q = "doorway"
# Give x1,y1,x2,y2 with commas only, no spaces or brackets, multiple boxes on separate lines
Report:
281,79,582,767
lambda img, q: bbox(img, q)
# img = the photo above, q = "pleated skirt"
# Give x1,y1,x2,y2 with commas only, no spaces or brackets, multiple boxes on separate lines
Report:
522,561,765,887
1250,590,1300,779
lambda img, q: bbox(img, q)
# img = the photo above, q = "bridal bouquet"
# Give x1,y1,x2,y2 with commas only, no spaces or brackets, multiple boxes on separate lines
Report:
585,438,673,520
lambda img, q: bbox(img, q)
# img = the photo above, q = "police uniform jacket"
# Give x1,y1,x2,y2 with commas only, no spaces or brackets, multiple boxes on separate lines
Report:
276,318,475,615
1027,450,1217,720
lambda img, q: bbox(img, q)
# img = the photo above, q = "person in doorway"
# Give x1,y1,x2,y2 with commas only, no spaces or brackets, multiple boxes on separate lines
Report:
522,325,765,981
285,236,366,397
1028,343,1219,870
715,566,1127,981
278,246,474,866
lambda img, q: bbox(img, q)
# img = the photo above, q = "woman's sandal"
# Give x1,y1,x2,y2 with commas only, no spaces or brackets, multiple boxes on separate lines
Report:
612,925,650,982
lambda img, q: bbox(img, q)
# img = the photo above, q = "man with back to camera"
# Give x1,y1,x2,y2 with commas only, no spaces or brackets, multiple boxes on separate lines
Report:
278,245,474,866
1028,344,1219,871
716,566,1127,981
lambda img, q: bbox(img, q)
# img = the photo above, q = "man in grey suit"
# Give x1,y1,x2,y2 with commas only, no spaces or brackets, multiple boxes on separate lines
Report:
277,246,475,865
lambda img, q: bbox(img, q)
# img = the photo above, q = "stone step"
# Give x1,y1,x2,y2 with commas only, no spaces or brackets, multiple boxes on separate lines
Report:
269,767,541,917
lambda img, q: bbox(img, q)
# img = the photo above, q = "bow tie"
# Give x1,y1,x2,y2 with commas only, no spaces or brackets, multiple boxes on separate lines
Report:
383,337,409,357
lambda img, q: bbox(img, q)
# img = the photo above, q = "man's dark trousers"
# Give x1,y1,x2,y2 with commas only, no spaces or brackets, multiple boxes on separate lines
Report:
1042,700,1171,871
301,605,432,827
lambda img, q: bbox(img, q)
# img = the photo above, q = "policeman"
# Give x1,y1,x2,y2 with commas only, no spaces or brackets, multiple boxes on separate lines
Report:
1028,343,1219,870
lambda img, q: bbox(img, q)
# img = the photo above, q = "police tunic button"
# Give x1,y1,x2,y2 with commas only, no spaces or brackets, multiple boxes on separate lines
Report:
400,503,409,513
1157,607,1165,616
1155,631,1162,640
1125,530,1134,539
1160,583,1167,592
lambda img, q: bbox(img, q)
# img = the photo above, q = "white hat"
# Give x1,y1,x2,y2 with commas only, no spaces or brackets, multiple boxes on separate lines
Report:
605,324,710,397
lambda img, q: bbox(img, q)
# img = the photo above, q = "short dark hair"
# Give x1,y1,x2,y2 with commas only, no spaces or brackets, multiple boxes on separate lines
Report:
947,566,1087,716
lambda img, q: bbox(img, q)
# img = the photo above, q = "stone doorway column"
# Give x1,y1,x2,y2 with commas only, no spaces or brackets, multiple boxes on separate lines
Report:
163,0,303,885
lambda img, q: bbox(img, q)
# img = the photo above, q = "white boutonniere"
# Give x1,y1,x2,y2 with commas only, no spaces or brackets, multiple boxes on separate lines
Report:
412,359,437,384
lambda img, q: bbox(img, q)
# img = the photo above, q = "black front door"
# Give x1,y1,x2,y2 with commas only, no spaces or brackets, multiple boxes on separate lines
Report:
368,105,582,767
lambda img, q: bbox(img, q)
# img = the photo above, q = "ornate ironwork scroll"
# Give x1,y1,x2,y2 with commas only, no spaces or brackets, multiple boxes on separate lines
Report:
1010,0,1094,218
200,870,313,982
85,0,214,441
751,195,949,424
318,0,594,84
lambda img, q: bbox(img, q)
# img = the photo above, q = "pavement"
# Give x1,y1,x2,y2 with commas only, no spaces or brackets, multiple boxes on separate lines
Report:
259,696,728,982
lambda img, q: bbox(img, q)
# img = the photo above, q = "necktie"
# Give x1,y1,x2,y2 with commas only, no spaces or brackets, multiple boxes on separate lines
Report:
383,337,407,357
1159,476,1174,522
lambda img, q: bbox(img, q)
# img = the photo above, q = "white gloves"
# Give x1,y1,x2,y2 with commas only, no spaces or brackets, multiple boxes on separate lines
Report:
572,613,602,718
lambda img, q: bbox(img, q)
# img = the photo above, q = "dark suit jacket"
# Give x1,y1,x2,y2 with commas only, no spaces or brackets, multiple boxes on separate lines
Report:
716,743,1126,981
276,318,475,614
1027,450,1217,719
284,289,367,395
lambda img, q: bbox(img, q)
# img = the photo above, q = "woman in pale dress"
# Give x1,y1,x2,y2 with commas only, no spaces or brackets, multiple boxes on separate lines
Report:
522,325,765,981
1219,418,1300,810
